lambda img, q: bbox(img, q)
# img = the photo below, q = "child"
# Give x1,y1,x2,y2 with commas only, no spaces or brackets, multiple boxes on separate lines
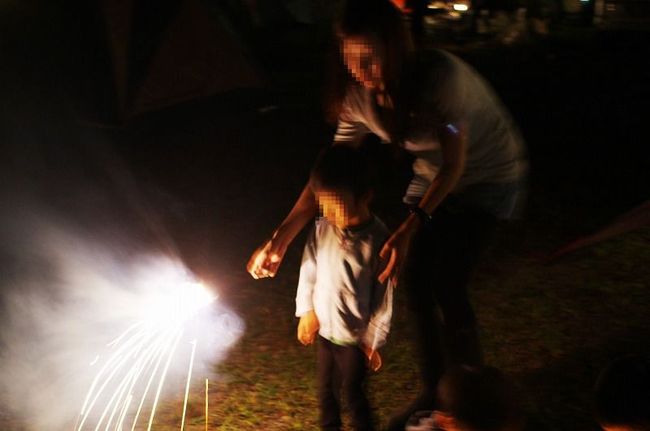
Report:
594,355,650,431
295,145,393,431
407,365,523,431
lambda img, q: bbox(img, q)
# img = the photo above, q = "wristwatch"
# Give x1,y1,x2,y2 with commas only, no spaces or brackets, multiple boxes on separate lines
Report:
409,206,432,225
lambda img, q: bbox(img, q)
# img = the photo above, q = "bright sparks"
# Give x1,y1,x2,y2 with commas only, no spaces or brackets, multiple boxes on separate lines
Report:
75,269,219,431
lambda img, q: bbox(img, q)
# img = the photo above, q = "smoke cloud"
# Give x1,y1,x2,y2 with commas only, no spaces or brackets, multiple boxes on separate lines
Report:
0,142,244,430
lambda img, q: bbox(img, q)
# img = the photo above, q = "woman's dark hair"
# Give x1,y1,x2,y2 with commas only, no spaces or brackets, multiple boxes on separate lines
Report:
309,145,372,200
325,0,416,144
437,365,523,431
595,355,650,429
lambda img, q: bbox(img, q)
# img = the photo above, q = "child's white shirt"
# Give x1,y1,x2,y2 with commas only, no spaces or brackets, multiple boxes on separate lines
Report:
295,216,393,350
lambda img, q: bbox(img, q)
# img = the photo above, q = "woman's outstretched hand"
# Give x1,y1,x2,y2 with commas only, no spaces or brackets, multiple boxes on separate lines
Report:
247,185,318,279
378,216,419,286
247,236,287,279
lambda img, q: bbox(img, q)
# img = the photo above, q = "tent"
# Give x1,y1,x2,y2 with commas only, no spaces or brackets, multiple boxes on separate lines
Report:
90,0,262,121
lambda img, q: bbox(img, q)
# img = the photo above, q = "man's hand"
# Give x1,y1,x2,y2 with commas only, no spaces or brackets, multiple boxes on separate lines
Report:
297,310,320,346
361,345,383,372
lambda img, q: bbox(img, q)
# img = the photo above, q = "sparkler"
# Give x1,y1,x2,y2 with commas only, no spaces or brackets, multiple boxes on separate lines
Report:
75,276,217,431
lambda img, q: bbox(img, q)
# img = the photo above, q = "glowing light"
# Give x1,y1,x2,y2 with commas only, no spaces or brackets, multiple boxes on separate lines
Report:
446,123,460,134
453,3,469,11
250,245,269,279
76,269,220,431
428,1,447,9
141,281,217,329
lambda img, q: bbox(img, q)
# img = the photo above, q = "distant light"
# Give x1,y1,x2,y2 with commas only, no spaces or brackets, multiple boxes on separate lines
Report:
446,123,460,135
453,3,469,11
428,2,446,9
580,0,589,2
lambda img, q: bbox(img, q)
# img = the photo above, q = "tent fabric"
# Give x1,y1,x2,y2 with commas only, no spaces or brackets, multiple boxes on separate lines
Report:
100,0,261,119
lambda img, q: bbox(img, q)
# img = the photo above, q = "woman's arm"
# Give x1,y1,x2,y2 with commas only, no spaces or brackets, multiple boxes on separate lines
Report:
247,87,364,279
378,122,467,284
247,184,318,279
273,185,319,254
417,122,467,214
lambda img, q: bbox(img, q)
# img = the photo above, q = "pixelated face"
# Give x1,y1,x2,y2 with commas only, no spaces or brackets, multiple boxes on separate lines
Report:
314,189,357,229
341,36,383,90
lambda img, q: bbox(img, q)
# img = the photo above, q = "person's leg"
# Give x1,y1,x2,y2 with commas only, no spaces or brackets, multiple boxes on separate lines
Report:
318,336,343,431
386,227,442,431
334,344,373,431
430,206,497,367
403,226,445,394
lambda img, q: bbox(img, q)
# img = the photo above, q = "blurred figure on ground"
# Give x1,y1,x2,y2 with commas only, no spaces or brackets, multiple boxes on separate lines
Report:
294,145,394,431
407,366,523,431
595,355,650,431
247,1,527,429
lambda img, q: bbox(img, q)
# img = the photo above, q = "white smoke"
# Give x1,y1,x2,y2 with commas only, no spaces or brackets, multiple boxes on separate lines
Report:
0,210,244,431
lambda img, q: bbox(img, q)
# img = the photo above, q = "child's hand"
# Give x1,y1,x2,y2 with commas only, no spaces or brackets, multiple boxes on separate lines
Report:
361,345,383,372
297,310,320,346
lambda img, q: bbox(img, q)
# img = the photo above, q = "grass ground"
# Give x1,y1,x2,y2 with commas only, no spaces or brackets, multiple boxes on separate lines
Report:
146,224,650,431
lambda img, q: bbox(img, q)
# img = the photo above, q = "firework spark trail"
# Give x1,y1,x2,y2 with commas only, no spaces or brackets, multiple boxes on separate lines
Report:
146,329,184,431
180,340,197,431
128,329,184,431
77,330,150,431
97,329,159,431
128,330,174,431
72,274,223,431
130,327,189,431
86,332,150,431
107,323,145,349
78,323,178,431
96,329,165,431
115,394,132,431
205,378,209,431
79,327,148,420
102,369,131,431
85,326,170,428
103,334,158,431
113,329,176,429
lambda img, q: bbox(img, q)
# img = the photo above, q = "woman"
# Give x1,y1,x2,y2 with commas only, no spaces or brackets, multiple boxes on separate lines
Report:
248,1,527,429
